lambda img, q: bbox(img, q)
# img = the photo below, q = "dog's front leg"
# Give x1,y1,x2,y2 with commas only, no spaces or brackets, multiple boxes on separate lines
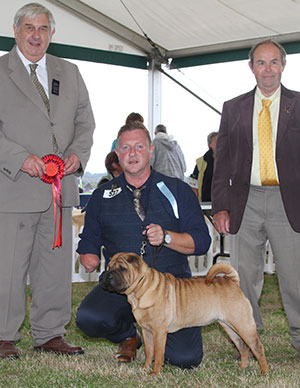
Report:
141,327,154,369
151,330,168,375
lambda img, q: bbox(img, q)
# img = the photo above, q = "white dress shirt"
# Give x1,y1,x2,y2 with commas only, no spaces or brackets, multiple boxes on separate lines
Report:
16,46,49,97
250,86,281,185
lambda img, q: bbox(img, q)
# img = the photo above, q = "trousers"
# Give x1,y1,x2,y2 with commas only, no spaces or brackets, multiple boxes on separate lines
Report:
0,205,73,346
230,185,300,350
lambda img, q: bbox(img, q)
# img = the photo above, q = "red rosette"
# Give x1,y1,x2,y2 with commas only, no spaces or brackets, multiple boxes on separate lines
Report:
40,154,64,249
41,154,64,184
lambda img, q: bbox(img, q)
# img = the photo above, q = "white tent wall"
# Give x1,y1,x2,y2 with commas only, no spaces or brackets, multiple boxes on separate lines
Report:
2,0,300,174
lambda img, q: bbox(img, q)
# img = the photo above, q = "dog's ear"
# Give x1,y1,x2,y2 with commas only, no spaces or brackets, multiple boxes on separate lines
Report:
126,253,140,266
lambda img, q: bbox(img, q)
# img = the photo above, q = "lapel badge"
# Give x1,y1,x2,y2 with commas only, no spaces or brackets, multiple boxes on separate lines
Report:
103,184,122,198
283,106,290,113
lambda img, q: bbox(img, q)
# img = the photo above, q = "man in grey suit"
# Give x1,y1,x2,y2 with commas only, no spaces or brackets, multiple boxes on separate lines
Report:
0,3,95,358
212,39,300,358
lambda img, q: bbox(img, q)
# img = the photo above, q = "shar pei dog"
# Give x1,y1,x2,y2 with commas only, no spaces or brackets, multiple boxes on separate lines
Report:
103,252,268,375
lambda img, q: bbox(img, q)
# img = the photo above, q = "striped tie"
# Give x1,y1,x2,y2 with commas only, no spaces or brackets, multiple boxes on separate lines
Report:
127,185,146,221
29,64,58,154
258,99,278,185
29,63,50,114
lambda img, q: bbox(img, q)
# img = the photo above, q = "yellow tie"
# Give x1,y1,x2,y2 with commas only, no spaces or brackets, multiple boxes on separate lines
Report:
258,99,278,185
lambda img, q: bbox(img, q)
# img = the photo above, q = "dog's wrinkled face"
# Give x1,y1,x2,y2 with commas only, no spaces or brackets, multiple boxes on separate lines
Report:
102,252,141,293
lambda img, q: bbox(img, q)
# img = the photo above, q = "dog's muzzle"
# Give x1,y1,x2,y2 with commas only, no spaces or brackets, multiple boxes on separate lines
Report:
102,270,127,293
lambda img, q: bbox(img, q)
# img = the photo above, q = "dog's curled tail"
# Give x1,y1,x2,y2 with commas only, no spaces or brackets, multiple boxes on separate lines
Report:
205,263,240,286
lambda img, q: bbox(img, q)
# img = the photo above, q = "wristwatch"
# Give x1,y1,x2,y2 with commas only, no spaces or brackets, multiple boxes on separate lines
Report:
163,229,172,245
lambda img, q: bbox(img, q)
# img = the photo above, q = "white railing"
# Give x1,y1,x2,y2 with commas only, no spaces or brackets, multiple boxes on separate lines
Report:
71,213,275,282
72,225,103,282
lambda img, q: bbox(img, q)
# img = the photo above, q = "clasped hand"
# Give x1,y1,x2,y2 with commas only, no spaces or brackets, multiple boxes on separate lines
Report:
143,224,165,246
21,153,80,178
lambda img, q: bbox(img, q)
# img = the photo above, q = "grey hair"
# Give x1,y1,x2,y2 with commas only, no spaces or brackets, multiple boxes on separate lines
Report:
249,39,286,66
14,3,55,35
207,131,218,145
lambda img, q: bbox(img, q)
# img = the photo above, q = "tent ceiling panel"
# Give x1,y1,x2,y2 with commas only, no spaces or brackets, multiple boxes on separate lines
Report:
50,0,300,56
80,0,300,52
2,0,300,68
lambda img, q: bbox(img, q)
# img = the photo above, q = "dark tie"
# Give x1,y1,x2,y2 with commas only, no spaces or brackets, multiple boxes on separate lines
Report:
127,185,146,221
29,63,58,154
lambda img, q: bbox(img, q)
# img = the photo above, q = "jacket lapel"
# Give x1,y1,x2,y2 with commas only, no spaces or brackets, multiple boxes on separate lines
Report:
8,46,49,118
46,54,61,120
239,88,255,149
277,85,295,147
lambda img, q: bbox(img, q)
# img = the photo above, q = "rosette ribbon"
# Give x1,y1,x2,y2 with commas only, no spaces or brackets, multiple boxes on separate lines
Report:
41,154,64,249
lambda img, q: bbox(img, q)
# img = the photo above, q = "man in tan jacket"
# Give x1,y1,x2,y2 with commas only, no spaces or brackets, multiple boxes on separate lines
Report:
0,3,95,358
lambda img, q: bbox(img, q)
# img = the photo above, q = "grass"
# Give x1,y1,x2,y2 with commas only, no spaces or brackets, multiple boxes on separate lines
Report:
0,274,299,388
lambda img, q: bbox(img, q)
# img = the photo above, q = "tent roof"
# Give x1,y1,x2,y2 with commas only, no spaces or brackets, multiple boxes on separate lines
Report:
2,0,300,68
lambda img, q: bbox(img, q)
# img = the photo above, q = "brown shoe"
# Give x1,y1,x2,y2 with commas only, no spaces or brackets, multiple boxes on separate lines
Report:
0,341,20,359
34,337,84,355
115,332,142,363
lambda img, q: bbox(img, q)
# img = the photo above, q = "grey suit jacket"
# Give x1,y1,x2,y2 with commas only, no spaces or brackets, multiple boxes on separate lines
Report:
0,46,95,212
212,85,300,233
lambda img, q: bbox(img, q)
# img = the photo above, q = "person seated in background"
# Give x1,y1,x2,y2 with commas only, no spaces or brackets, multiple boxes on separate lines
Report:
97,151,122,187
79,151,122,213
76,121,211,369
151,124,186,180
125,112,144,125
191,131,218,202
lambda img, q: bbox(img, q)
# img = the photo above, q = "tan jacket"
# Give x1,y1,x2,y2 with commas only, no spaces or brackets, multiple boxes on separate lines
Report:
195,156,207,202
0,46,95,212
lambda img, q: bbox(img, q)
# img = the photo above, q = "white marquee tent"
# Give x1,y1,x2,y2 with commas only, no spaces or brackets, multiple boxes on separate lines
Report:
1,0,300,155
2,0,300,66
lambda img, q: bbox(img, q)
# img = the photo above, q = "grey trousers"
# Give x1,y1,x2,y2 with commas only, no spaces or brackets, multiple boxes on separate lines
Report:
0,205,73,346
230,185,300,350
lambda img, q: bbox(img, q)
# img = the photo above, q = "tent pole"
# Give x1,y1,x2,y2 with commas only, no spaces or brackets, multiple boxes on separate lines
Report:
159,67,221,115
148,59,162,138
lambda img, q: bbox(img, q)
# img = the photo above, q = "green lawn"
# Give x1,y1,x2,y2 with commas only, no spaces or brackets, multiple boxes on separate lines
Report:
0,274,299,388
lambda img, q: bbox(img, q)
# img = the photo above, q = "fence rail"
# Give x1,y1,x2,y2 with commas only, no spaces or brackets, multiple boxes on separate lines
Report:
71,217,275,282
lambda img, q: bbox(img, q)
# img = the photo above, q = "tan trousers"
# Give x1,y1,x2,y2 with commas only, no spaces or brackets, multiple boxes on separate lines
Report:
230,185,300,350
0,205,73,346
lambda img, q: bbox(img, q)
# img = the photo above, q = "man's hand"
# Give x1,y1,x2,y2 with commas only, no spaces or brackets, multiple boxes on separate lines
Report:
64,153,81,176
21,154,46,178
143,223,164,246
213,210,230,235
143,223,195,254
80,253,100,272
